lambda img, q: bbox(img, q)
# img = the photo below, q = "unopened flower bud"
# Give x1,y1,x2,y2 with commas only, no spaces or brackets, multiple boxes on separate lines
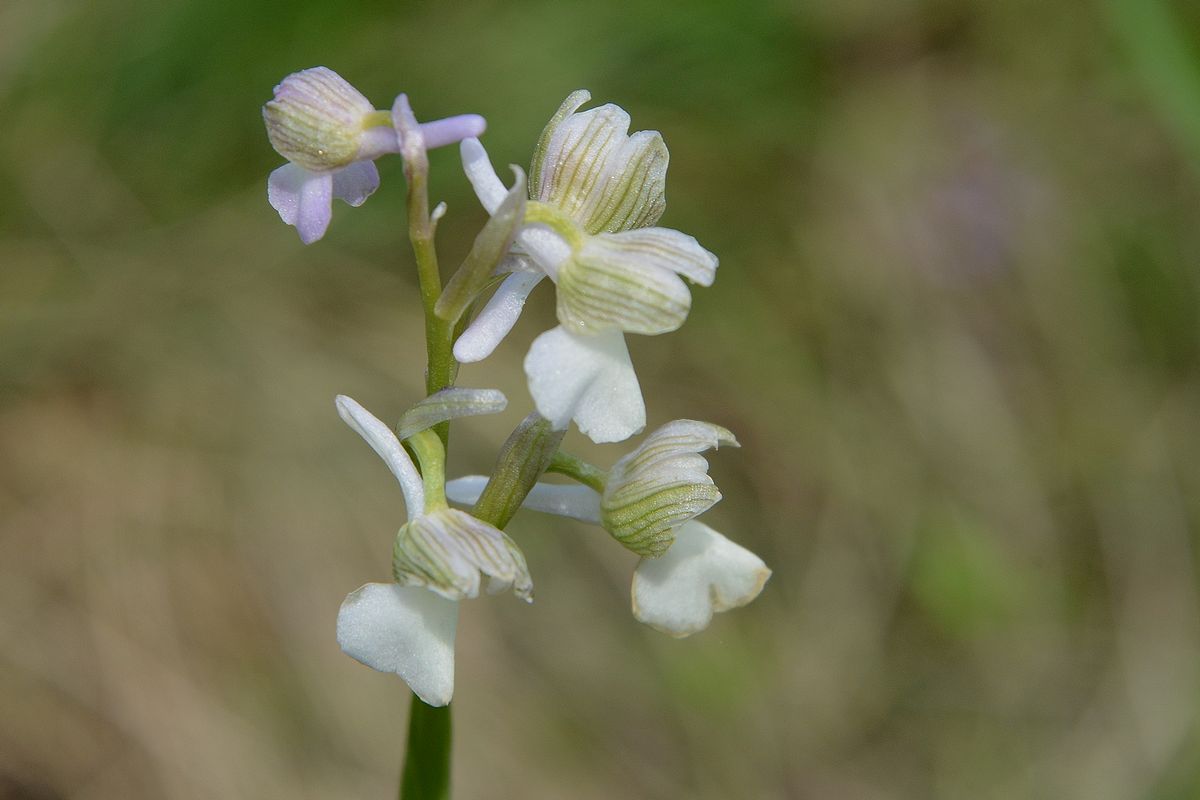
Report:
264,67,377,171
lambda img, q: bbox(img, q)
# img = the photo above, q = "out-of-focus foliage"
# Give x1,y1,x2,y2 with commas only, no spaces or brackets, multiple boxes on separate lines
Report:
3,1,1200,798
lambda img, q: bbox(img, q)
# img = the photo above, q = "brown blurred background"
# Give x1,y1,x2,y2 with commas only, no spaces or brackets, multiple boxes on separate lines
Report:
3,0,1200,797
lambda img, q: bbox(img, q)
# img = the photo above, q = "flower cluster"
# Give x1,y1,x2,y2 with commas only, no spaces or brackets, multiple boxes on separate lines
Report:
262,69,770,707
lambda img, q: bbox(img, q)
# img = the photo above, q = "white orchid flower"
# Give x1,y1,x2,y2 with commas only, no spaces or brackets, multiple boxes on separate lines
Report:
444,421,769,637
264,67,485,244
332,394,530,707
454,91,718,444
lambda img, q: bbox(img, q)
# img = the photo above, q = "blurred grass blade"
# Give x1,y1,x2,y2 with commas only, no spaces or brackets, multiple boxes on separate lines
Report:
1104,0,1200,170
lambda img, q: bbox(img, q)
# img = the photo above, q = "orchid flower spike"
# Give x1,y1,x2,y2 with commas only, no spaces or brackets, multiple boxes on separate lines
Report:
264,67,485,244
445,421,769,637
332,393,528,707
455,91,718,444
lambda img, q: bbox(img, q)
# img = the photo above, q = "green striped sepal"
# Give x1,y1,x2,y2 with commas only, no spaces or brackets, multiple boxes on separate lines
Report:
600,420,738,557
263,67,375,171
529,90,668,236
555,227,717,334
392,508,532,602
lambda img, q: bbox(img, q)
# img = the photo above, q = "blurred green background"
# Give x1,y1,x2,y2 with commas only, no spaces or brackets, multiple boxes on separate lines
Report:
4,0,1200,797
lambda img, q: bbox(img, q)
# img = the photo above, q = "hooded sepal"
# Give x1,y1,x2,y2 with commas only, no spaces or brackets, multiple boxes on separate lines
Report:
263,67,377,171
392,508,533,602
529,90,668,235
601,420,738,556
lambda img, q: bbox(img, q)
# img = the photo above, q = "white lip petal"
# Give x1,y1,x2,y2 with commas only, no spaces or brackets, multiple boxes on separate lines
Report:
453,272,545,363
631,521,771,638
335,395,425,520
446,476,602,525
267,162,308,226
523,326,645,444
336,583,458,707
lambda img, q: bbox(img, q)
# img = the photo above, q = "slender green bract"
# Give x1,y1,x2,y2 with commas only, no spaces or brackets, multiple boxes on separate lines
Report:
435,171,527,326
473,414,565,530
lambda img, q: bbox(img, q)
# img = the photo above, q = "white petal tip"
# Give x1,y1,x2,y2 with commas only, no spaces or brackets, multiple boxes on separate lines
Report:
452,334,492,364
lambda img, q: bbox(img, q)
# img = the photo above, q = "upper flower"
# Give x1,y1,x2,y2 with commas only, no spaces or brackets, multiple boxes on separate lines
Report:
454,91,718,443
264,67,485,244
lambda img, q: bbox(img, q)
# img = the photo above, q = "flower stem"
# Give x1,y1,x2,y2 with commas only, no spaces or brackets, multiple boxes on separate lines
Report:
398,98,458,437
546,450,607,493
400,699,452,800
397,97,455,800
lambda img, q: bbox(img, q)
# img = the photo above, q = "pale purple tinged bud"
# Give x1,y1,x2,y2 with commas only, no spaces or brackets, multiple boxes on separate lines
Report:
264,67,375,171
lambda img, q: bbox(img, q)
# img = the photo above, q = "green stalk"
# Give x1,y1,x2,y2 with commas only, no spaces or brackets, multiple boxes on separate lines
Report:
397,103,455,800
400,105,458,433
400,700,451,800
546,450,607,493
392,106,569,800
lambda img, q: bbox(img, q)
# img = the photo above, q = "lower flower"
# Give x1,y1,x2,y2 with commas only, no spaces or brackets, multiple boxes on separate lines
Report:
444,420,770,637
332,393,530,706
